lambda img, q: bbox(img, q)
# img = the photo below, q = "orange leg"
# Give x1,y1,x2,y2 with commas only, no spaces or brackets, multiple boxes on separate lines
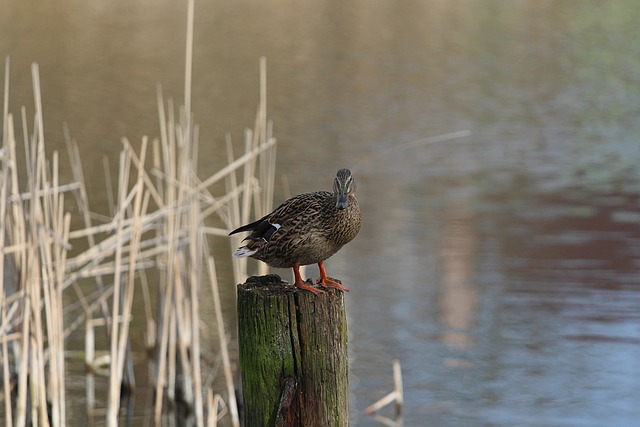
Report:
316,261,350,292
293,263,324,295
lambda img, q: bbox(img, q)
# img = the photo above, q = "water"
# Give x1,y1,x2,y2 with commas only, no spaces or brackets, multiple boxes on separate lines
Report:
3,1,640,426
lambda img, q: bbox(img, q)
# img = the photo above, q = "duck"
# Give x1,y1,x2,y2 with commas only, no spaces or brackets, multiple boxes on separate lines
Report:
229,168,362,295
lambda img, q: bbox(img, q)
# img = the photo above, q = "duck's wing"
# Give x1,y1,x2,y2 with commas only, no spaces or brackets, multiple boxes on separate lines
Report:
268,192,331,223
229,192,331,241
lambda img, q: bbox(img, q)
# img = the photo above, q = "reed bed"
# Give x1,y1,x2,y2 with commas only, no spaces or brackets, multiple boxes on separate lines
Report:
0,1,277,425
0,59,71,427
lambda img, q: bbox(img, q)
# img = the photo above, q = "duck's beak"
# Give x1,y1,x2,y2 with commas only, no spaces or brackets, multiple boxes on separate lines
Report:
336,193,348,210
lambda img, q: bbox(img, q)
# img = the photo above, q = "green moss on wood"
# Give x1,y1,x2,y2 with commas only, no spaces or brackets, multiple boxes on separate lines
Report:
237,274,348,427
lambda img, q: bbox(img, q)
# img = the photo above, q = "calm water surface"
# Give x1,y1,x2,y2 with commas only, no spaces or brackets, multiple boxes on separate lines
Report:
2,1,640,426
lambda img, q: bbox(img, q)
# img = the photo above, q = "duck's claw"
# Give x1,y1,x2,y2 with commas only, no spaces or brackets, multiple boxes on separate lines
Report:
316,260,349,292
295,280,325,295
317,276,350,292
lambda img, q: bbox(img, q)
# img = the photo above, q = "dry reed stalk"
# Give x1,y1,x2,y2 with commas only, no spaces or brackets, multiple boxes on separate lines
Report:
115,139,149,371
0,295,21,327
55,215,71,426
106,148,131,427
5,110,31,427
206,389,228,427
224,135,244,283
36,142,70,427
24,62,57,427
112,139,149,408
2,58,8,142
41,192,70,427
84,319,97,370
205,256,239,427
256,59,277,244
352,130,472,173
7,128,25,272
176,114,197,407
156,86,168,178
1,57,13,427
167,306,178,403
184,0,194,117
102,156,116,217
188,178,205,426
173,265,194,405
363,359,404,427
0,333,20,347
257,58,269,212
19,107,29,189
6,182,81,203
14,294,29,427
138,271,156,353
85,371,95,421
0,318,11,427
240,130,256,230
207,389,217,427
153,92,181,423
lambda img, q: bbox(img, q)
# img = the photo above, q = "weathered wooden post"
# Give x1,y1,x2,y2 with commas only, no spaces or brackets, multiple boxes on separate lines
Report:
237,274,349,427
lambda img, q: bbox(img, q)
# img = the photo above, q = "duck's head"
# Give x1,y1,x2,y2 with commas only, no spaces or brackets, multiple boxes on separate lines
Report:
333,168,356,210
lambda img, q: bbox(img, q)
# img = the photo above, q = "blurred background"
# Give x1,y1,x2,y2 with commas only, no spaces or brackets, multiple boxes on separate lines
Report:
3,1,640,426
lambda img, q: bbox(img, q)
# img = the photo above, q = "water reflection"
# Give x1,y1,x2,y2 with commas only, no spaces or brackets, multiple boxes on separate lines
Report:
438,197,477,353
469,183,640,426
350,178,640,426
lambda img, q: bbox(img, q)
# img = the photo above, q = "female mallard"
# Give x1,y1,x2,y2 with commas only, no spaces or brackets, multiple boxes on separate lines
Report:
230,168,362,295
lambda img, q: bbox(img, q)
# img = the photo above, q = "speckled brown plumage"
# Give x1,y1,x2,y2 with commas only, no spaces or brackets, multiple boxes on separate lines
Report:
230,169,362,295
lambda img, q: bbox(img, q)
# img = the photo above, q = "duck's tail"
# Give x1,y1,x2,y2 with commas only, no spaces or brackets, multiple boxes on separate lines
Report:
232,247,258,258
229,216,267,235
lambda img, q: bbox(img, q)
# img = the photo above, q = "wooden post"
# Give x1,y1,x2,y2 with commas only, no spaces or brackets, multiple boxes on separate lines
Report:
237,274,349,427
